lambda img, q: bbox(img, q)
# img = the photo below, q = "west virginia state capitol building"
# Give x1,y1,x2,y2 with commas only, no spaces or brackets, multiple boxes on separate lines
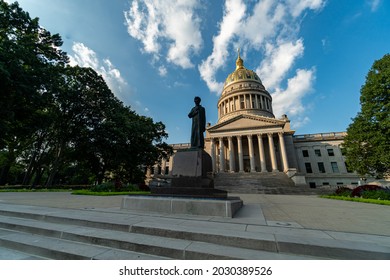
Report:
150,54,372,188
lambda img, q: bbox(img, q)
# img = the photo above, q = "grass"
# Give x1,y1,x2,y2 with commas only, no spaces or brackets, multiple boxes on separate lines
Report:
321,195,390,206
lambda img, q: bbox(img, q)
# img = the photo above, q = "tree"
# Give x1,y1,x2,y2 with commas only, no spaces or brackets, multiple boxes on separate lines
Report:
343,54,390,178
0,0,68,184
0,1,171,186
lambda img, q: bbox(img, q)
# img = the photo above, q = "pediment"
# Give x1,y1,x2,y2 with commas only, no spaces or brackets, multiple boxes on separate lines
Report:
208,114,284,133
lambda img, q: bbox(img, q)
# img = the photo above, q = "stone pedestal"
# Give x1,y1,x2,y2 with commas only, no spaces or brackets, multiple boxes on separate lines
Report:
121,196,243,218
150,148,228,198
124,148,243,217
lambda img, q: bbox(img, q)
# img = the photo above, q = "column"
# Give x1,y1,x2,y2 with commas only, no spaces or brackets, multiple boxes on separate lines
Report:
168,155,173,175
237,135,244,172
228,136,235,172
146,167,152,178
161,158,167,175
278,132,289,171
153,163,159,176
247,135,256,172
210,138,217,173
219,137,225,172
257,134,267,172
268,133,278,172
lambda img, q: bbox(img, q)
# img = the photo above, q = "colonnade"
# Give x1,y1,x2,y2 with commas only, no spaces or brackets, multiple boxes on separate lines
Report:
209,132,289,173
218,93,271,117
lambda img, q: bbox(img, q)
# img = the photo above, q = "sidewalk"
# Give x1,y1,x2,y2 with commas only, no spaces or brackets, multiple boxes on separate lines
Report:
1,192,389,235
0,192,389,259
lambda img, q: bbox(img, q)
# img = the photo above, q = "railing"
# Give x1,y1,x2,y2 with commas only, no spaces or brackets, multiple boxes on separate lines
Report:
293,132,347,142
170,143,191,150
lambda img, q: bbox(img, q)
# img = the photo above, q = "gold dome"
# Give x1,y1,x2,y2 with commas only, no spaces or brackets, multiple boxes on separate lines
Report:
224,50,263,88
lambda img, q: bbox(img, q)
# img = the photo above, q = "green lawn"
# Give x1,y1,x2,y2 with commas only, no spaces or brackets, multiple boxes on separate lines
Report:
321,195,390,206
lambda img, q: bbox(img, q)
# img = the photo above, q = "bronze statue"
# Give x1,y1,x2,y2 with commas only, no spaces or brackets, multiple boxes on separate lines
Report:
188,96,206,149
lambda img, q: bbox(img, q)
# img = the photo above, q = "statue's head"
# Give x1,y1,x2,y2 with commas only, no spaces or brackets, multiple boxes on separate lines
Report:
194,96,201,105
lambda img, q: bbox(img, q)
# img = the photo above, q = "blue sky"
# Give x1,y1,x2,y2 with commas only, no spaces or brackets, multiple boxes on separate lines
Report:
7,0,389,144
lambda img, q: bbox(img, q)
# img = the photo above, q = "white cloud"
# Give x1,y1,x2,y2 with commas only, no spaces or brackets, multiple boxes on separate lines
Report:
368,0,381,12
272,68,315,119
124,0,202,69
257,39,304,90
69,42,128,99
286,0,326,17
198,0,246,93
69,42,99,69
158,66,167,77
241,0,285,48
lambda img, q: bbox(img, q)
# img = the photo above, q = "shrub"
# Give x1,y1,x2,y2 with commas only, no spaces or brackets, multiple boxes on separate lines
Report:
360,189,390,200
334,187,353,197
90,182,141,192
137,183,150,191
90,182,115,192
351,184,383,197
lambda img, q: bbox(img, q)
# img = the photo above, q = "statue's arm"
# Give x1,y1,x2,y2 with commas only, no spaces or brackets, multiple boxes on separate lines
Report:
188,107,198,118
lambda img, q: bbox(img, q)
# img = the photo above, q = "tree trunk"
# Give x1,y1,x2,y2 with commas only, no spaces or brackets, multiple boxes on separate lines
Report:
46,141,64,187
0,145,16,185
0,165,11,185
22,150,37,185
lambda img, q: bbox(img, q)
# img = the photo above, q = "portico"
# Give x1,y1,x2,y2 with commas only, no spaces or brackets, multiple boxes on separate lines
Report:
207,130,292,174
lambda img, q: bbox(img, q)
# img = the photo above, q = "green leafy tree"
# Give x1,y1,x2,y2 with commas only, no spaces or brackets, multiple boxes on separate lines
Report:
0,0,68,184
343,54,390,178
0,1,171,186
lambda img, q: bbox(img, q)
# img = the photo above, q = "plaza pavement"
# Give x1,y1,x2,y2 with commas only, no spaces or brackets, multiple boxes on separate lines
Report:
0,192,389,259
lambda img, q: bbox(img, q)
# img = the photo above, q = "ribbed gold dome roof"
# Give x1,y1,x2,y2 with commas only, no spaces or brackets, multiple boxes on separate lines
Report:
223,50,263,88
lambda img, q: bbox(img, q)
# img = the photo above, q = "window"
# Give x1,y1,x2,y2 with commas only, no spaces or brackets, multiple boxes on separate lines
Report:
318,162,326,173
305,162,312,173
309,182,316,188
331,162,339,173
327,149,335,156
323,182,329,186
314,149,321,156
302,150,309,157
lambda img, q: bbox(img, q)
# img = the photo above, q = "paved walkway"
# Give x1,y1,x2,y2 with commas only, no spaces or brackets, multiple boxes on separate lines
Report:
1,192,389,235
0,192,389,259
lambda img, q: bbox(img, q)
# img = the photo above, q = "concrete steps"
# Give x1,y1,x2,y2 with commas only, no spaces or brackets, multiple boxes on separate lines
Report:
214,172,332,194
0,212,312,260
0,205,389,260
